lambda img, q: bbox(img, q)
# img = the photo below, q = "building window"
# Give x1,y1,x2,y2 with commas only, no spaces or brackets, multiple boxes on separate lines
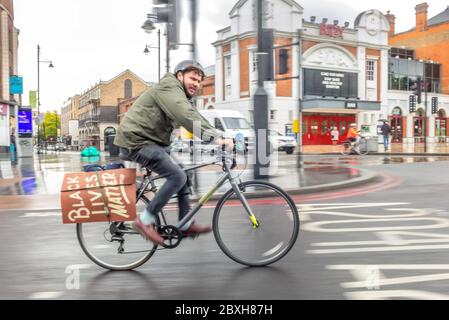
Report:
224,55,232,99
288,110,293,121
124,79,132,99
366,60,375,81
390,47,415,60
270,110,277,121
225,85,232,98
388,58,441,93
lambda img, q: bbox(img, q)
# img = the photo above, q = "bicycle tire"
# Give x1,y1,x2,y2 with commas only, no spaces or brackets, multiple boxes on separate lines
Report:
358,138,370,155
212,181,300,267
341,141,352,155
76,195,159,271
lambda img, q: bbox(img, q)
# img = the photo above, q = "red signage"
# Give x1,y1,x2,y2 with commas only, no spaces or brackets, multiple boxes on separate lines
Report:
320,23,345,38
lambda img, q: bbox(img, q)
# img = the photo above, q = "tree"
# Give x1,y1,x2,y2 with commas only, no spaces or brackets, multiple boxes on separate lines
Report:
39,111,60,142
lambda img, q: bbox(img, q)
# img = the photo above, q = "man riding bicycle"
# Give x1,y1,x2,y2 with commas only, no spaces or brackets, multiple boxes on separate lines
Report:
346,123,360,153
114,60,233,245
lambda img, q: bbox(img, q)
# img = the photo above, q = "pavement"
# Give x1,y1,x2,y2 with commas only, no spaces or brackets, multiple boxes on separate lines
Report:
0,151,379,212
302,141,449,155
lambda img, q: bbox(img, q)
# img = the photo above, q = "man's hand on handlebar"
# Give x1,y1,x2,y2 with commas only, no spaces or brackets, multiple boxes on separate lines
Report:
215,138,234,150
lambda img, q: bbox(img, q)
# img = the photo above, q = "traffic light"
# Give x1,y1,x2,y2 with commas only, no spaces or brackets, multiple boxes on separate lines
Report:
432,97,438,114
259,28,274,81
409,95,416,113
154,0,180,49
278,48,289,75
414,77,422,104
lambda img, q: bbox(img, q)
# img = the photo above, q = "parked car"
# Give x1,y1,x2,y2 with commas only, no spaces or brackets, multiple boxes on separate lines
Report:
268,130,296,154
55,143,66,151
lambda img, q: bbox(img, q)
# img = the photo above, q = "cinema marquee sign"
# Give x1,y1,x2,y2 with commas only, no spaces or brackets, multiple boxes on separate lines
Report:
303,68,358,98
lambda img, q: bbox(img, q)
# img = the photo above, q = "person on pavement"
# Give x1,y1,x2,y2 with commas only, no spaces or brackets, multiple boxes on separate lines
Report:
114,60,234,245
381,121,391,152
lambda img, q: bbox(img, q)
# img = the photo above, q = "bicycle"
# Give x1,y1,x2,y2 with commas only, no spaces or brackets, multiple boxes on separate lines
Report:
76,144,300,271
341,136,370,155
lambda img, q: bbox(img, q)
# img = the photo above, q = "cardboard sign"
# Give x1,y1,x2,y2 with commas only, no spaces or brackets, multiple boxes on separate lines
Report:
60,168,137,224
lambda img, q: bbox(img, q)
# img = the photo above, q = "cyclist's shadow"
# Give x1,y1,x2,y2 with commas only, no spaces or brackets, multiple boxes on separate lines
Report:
216,266,293,299
82,270,164,299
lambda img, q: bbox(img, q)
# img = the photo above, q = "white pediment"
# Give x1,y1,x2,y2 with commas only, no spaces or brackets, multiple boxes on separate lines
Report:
303,44,358,72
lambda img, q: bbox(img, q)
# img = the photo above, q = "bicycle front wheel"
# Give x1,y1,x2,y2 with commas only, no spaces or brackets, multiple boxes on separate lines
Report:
213,181,299,267
358,138,370,155
76,195,158,271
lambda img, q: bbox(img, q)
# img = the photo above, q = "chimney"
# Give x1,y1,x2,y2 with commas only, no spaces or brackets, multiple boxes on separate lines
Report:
385,11,396,37
415,2,429,32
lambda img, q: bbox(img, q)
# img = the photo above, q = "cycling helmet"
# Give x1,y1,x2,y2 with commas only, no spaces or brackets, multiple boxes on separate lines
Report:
174,60,205,79
350,123,357,127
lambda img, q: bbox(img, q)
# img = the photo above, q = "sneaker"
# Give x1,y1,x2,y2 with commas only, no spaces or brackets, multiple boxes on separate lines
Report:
182,222,212,236
133,217,164,246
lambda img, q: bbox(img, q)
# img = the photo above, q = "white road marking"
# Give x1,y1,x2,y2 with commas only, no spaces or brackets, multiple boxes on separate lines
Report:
308,243,449,254
20,212,60,218
28,291,64,299
345,290,449,300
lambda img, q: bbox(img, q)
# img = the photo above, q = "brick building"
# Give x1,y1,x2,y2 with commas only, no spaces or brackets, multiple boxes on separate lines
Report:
0,0,19,153
386,2,449,145
78,70,149,151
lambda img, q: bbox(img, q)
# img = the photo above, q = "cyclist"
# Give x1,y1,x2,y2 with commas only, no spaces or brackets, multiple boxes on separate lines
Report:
114,60,233,245
346,123,360,153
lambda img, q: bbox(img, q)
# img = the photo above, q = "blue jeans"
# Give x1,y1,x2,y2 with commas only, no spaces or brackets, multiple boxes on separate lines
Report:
121,144,191,222
383,135,389,150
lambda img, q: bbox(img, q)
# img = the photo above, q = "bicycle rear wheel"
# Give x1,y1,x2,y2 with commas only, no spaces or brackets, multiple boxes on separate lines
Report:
76,195,158,271
213,181,299,266
341,141,351,155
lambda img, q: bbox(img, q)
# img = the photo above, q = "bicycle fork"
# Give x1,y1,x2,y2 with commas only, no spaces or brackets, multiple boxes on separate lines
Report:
229,178,260,229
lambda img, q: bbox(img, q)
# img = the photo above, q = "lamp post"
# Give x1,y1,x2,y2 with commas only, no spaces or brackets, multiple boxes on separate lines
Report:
143,29,161,81
142,15,168,78
37,44,54,154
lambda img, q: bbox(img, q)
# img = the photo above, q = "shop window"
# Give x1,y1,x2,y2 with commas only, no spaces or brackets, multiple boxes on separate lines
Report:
339,121,347,135
321,120,328,134
311,120,318,134
302,119,308,135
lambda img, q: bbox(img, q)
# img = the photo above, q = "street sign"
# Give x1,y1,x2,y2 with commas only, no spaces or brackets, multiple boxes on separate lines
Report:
10,76,23,94
29,91,37,109
432,97,438,114
409,95,416,113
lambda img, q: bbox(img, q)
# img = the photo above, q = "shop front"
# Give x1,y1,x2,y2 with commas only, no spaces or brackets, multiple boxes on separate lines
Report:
302,113,355,145
389,107,404,143
435,109,447,143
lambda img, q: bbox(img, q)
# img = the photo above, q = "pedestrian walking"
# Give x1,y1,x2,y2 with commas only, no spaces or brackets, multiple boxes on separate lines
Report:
381,121,391,151
331,126,339,145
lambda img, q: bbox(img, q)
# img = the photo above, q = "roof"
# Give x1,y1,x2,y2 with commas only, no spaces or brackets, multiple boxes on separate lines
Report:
427,6,449,26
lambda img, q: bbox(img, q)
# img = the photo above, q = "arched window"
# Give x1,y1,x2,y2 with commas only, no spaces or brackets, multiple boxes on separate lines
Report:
124,79,132,99
392,107,402,116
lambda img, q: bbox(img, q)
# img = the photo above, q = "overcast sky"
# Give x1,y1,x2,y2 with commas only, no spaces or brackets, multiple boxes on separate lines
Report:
14,0,449,113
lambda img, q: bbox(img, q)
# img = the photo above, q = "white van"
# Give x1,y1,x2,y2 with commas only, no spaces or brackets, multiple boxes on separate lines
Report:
199,109,254,152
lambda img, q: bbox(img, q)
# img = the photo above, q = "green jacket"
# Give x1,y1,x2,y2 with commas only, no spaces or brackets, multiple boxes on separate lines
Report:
114,73,222,149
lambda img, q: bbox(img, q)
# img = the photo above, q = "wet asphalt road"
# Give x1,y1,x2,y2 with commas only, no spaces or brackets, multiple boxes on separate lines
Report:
2,156,449,300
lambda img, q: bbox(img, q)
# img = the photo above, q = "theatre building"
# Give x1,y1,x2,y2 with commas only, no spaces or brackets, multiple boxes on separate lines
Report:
300,10,390,144
211,0,391,145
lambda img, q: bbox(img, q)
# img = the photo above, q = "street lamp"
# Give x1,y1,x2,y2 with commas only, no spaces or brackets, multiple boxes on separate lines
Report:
142,13,170,74
143,29,161,81
37,44,54,153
